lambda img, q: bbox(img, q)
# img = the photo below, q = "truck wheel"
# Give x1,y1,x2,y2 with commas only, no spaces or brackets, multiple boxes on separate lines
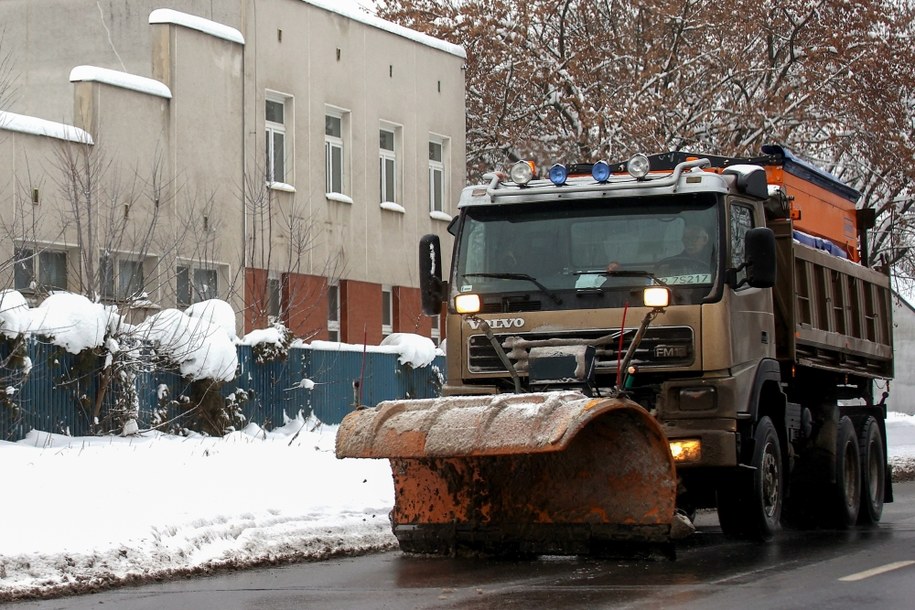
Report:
833,416,861,527
857,416,885,525
717,416,782,541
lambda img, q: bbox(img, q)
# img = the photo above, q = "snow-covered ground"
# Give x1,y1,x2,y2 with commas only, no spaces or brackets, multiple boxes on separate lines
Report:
2,410,915,602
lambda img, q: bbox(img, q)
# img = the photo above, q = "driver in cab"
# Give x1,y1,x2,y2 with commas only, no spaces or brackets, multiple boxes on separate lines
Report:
655,224,712,278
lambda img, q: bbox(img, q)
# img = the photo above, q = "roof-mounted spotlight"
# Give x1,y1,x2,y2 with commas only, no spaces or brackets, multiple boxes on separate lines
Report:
627,153,650,179
509,160,535,185
548,163,568,185
591,160,611,183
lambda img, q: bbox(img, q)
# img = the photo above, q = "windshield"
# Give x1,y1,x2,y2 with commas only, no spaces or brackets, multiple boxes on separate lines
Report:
453,194,720,309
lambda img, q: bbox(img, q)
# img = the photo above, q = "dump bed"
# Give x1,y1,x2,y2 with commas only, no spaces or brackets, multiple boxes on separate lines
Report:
771,218,893,378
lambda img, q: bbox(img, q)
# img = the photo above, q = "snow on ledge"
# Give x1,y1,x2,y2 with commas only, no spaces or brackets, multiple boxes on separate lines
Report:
326,192,354,204
69,66,172,99
0,110,94,144
429,211,452,222
380,201,405,214
300,0,465,59
149,9,245,45
268,181,296,193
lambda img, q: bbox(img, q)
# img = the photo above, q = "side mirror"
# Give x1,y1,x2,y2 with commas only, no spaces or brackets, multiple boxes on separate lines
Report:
419,234,445,316
744,227,776,288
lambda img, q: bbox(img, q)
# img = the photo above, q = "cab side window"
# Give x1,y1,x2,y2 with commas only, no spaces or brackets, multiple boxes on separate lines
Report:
730,204,754,287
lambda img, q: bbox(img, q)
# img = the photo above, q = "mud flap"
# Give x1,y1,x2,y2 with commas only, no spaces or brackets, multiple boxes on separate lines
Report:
336,391,676,556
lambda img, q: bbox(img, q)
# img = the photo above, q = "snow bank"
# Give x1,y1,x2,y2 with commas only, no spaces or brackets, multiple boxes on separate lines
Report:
0,291,119,353
134,308,238,381
308,333,442,368
0,413,395,601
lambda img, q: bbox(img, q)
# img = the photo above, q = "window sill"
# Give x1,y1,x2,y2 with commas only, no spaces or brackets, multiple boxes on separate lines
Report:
268,181,296,193
380,201,405,214
429,211,452,222
326,192,353,204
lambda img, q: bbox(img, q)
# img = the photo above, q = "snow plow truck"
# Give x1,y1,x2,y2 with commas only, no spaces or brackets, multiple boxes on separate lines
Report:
336,145,894,557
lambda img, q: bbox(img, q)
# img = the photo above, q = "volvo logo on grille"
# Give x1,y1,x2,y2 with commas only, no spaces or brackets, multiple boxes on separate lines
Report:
655,344,688,358
467,317,525,330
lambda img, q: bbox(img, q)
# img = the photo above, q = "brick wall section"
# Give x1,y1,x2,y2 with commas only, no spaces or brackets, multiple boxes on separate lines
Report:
393,286,432,335
341,279,382,344
284,272,329,340
248,272,441,344
244,267,269,333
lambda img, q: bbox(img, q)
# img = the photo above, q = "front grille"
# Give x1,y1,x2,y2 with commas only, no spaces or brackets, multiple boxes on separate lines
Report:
467,326,694,373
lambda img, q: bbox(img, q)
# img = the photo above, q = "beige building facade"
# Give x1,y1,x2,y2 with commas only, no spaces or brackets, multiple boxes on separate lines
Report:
0,1,465,344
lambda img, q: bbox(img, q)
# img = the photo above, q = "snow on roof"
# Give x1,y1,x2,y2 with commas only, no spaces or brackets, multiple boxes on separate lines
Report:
148,8,245,45
301,0,466,59
0,110,93,144
69,65,172,99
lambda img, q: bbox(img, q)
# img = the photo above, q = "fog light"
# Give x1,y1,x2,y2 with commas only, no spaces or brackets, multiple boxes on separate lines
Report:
669,439,702,463
509,161,535,185
627,153,650,179
454,293,481,314
591,160,611,182
548,163,568,185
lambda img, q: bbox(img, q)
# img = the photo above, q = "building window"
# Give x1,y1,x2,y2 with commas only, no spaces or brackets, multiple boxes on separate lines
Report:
266,95,289,184
327,283,340,341
429,137,447,213
100,255,146,301
14,246,68,292
177,265,218,307
379,125,400,204
382,285,393,338
267,277,281,320
14,247,35,291
325,112,345,194
430,315,442,346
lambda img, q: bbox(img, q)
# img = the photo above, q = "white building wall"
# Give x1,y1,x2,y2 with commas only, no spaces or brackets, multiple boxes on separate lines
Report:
891,296,915,414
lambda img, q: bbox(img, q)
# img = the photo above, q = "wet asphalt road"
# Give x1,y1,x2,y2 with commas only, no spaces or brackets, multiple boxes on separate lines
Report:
12,481,915,609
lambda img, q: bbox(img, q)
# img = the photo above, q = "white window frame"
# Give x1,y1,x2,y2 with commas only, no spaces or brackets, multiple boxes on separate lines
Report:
381,285,393,338
327,282,340,341
429,135,450,217
325,108,349,197
379,122,402,205
266,92,292,186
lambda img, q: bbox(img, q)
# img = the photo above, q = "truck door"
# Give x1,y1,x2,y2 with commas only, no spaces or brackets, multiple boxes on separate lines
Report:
727,203,777,369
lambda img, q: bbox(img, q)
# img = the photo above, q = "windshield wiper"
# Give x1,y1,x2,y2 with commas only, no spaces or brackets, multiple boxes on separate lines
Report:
463,272,563,305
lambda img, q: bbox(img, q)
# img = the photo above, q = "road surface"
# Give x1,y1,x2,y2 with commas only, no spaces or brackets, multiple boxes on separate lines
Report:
12,481,915,609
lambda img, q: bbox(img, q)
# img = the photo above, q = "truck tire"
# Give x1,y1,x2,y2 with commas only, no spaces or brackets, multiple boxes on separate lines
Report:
717,416,782,541
833,416,861,527
857,416,885,525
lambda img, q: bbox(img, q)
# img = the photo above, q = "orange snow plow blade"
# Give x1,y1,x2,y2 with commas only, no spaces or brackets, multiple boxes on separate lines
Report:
336,391,677,556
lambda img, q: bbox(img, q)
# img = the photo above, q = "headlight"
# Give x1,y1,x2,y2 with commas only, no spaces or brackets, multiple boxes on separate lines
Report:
669,439,702,463
454,293,481,314
509,161,535,185
643,286,670,308
627,153,650,179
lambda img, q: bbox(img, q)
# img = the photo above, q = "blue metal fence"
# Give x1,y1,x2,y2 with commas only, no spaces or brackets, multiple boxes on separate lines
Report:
0,340,444,441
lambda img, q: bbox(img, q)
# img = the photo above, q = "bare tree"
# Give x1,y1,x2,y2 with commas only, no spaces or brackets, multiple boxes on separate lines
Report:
243,159,344,340
378,0,915,286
